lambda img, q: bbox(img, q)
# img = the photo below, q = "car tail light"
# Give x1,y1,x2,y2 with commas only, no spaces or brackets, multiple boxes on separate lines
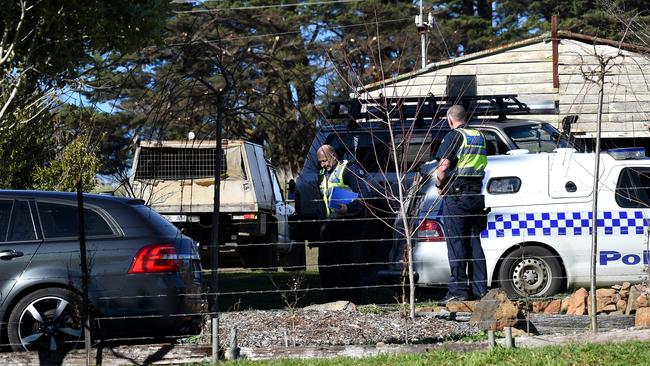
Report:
416,219,445,242
128,244,179,274
233,213,257,220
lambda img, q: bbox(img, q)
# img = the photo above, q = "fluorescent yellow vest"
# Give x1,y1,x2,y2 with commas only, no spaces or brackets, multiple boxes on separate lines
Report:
455,128,487,178
320,160,351,217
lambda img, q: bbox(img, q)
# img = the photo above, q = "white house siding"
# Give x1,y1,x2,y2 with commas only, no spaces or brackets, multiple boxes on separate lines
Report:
558,39,650,138
364,35,650,139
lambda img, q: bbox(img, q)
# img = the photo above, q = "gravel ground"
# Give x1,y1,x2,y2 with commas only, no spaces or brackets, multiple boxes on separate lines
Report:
215,309,478,348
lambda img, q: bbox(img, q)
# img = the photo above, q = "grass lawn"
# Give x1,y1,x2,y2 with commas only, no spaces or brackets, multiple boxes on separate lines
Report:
212,245,415,310
211,340,650,365
211,244,444,311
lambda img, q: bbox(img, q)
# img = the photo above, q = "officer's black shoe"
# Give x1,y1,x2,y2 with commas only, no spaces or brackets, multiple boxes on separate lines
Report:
437,293,469,306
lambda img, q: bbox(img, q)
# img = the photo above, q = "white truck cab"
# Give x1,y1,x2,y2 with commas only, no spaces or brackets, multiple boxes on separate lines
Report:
407,147,650,297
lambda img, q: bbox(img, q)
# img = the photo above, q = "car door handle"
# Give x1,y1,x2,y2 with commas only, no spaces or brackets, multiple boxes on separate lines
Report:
0,250,24,260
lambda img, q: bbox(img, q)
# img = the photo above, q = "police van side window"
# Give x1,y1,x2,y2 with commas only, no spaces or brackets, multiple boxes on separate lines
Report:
481,130,509,156
616,167,650,208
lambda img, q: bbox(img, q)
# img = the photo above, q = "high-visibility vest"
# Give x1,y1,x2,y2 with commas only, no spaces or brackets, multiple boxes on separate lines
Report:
454,128,487,178
320,160,351,217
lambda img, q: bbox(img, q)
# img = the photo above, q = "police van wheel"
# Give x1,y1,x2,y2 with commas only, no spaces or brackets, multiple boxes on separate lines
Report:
499,246,563,298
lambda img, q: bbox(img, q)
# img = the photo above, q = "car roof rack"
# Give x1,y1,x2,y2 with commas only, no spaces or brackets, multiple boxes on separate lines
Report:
327,94,531,129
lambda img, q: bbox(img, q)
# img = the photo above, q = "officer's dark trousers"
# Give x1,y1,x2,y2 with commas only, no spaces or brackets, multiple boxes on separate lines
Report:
443,193,488,298
319,217,364,302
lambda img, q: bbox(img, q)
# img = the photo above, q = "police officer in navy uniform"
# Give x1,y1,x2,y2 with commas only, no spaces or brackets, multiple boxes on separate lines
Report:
434,105,489,303
316,144,368,301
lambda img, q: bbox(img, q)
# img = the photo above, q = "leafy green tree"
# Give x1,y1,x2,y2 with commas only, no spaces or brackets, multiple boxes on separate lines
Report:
83,1,422,179
0,0,170,188
493,0,650,42
0,104,54,188
32,137,101,192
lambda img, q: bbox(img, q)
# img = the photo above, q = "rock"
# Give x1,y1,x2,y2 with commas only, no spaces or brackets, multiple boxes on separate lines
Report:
469,288,518,331
560,297,570,314
636,294,649,308
621,282,631,291
446,301,476,313
531,300,560,313
633,284,647,292
612,294,620,304
532,301,546,313
603,304,617,312
620,289,630,300
616,299,627,312
587,296,611,315
596,288,617,297
626,286,643,315
611,284,622,291
635,307,650,328
543,300,562,314
566,288,588,315
304,301,356,312
511,327,529,337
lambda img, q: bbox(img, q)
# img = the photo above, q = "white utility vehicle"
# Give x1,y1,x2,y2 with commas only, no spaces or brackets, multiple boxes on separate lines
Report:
130,139,304,270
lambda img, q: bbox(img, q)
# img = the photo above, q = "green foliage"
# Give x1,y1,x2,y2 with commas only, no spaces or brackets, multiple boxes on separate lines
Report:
0,0,169,188
32,137,101,192
0,0,169,82
452,329,489,342
3,0,648,185
83,1,421,178
0,88,55,188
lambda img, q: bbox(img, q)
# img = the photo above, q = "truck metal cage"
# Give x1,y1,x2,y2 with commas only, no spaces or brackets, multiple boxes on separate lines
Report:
134,147,227,180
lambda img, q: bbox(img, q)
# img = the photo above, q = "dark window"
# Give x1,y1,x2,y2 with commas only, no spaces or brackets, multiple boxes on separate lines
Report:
481,130,510,156
7,201,36,241
0,200,13,242
37,202,114,239
325,132,391,172
323,130,441,173
446,75,477,97
504,123,570,153
135,147,227,180
616,167,650,208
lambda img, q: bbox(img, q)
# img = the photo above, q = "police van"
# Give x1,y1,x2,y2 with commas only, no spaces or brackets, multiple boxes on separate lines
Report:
386,147,650,298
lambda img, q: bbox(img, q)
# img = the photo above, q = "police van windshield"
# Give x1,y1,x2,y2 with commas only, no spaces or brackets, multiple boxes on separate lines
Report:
504,123,573,153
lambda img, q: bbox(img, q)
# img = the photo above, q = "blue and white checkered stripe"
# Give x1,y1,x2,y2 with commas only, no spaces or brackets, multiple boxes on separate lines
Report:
481,211,649,239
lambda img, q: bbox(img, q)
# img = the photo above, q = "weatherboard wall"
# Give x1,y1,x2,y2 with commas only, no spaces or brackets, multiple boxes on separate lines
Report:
365,36,650,139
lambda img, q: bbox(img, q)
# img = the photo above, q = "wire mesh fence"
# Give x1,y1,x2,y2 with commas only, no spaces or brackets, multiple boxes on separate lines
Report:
1,194,649,354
